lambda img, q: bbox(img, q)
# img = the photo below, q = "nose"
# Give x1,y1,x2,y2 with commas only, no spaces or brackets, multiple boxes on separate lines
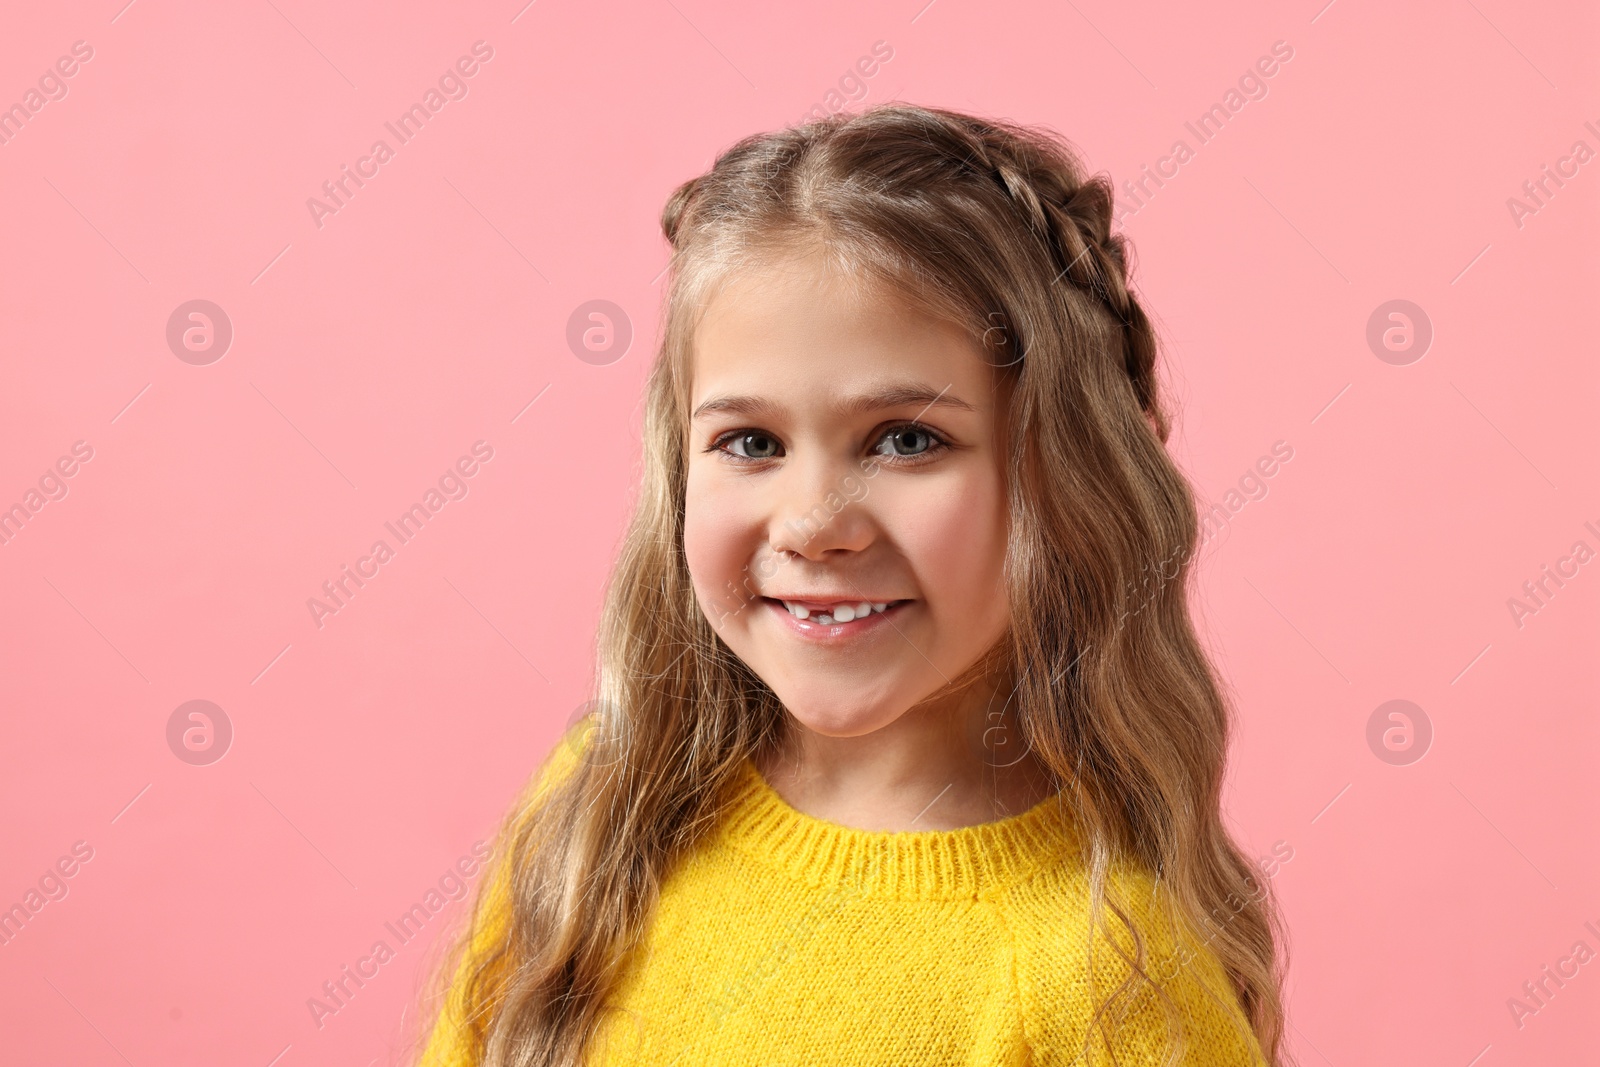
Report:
766,455,874,561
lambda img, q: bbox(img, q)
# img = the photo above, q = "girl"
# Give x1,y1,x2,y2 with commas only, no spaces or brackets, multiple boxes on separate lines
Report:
414,103,1290,1066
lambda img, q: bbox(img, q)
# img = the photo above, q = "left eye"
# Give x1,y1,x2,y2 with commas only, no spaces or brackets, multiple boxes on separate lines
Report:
723,432,783,459
874,426,937,457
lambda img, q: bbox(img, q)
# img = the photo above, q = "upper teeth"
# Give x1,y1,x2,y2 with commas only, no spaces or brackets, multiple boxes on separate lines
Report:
781,600,891,624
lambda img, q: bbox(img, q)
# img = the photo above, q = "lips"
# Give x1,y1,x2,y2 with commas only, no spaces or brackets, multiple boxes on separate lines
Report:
780,598,888,624
762,596,909,628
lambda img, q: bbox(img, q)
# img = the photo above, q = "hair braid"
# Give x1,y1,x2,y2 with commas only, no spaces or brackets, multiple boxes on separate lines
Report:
965,126,1170,442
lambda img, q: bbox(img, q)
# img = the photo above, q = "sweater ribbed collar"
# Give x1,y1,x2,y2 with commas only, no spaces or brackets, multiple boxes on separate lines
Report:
713,756,1082,901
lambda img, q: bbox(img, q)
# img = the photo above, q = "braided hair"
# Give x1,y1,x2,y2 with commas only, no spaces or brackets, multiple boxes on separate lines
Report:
966,124,1167,439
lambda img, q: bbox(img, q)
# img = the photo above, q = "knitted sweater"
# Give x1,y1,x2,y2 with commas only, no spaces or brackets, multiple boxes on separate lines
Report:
419,730,1267,1066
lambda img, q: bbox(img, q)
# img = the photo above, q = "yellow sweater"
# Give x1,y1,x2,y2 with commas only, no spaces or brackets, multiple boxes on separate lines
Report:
420,731,1267,1066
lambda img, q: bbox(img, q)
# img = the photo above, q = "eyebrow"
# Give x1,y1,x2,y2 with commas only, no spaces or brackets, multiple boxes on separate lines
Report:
690,382,973,421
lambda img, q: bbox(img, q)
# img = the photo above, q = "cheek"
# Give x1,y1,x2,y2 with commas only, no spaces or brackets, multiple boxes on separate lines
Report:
892,469,1008,617
683,467,756,605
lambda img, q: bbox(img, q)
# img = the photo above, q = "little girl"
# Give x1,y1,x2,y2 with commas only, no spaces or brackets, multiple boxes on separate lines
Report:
414,103,1289,1066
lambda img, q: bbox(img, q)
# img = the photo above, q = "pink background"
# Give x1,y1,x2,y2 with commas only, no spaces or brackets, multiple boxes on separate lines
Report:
1,0,1595,1064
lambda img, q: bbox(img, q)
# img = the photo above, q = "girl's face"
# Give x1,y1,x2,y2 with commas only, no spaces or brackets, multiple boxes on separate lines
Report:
684,251,1012,739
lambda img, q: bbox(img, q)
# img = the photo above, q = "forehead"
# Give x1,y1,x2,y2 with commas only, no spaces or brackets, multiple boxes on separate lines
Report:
688,252,990,407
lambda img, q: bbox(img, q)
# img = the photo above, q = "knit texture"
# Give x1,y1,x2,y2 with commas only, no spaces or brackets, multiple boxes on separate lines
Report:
420,731,1267,1066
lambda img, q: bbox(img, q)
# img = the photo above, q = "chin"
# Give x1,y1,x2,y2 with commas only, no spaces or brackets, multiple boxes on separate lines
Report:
750,644,966,740
769,680,910,738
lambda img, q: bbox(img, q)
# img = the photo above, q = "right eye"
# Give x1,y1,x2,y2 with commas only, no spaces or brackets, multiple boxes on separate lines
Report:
714,431,784,461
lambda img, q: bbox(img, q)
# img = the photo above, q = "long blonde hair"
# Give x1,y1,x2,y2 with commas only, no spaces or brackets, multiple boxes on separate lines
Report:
414,102,1291,1066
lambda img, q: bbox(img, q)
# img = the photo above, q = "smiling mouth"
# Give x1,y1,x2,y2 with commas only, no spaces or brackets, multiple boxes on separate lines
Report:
763,597,906,625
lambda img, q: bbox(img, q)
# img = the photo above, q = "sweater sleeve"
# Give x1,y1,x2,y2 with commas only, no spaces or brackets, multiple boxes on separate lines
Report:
1007,859,1269,1067
416,716,592,1067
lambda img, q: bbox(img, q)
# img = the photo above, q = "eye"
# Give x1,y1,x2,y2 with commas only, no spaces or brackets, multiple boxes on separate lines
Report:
872,424,945,459
714,431,784,461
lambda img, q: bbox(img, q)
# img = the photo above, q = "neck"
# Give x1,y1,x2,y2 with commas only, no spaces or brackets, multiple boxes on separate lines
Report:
756,665,1057,832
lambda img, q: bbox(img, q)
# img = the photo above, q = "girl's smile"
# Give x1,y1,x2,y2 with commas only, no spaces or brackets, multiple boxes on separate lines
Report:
762,595,910,640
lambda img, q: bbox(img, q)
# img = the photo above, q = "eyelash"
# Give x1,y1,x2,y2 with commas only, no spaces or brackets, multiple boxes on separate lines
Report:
706,423,952,467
